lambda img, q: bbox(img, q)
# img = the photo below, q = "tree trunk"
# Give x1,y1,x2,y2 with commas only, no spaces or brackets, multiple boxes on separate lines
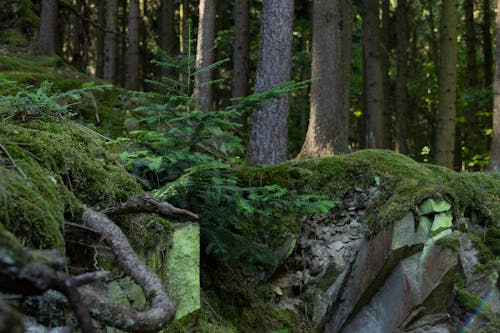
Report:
464,0,478,87
193,0,216,112
247,0,295,164
434,0,458,168
160,0,175,57
126,0,140,90
362,0,386,148
381,0,392,149
300,0,346,156
395,0,409,154
341,0,352,152
104,0,118,84
96,0,106,78
179,0,190,55
484,0,493,88
38,0,59,55
232,0,250,131
490,0,500,171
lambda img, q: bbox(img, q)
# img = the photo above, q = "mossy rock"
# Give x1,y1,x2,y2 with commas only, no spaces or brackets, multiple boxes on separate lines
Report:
238,150,500,237
0,120,142,248
0,54,130,137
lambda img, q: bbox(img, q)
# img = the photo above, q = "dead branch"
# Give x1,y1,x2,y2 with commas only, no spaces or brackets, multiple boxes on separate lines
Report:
0,257,98,333
101,195,199,219
81,208,176,332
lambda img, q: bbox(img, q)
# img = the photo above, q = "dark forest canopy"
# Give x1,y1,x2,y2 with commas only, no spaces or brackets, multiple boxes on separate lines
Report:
1,0,498,170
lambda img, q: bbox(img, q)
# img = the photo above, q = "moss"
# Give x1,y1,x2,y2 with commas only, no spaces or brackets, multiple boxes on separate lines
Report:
0,120,142,248
436,235,460,252
456,287,496,321
239,150,500,237
0,29,28,46
0,54,131,137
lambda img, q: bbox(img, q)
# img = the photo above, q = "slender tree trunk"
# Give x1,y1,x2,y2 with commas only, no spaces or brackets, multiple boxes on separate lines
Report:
300,0,346,156
71,0,83,68
489,0,500,171
193,0,216,112
96,0,106,78
104,0,118,84
381,0,392,149
434,0,458,168
38,0,59,55
341,0,352,152
160,0,175,56
232,0,250,131
179,0,189,55
464,0,478,87
484,0,493,88
362,0,386,148
247,0,295,164
395,0,409,154
126,0,140,90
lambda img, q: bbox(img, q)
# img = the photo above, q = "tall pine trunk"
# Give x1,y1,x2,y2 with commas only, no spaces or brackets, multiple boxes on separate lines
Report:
341,0,352,152
232,0,251,130
489,0,500,171
300,0,346,156
464,0,478,87
483,0,493,88
38,0,59,55
193,0,216,112
104,0,118,84
395,0,409,154
96,0,106,78
434,0,458,168
160,0,175,57
362,0,386,148
126,0,140,90
247,0,295,164
381,0,392,149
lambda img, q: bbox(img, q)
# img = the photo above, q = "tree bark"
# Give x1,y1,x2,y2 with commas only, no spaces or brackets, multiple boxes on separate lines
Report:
381,0,392,149
341,0,353,152
247,0,295,164
126,0,140,90
490,0,500,171
484,0,493,88
160,0,175,57
300,0,346,156
104,0,118,84
434,0,458,168
464,0,478,87
193,0,216,112
38,0,59,55
395,0,409,154
232,0,251,131
96,0,106,78
362,0,386,148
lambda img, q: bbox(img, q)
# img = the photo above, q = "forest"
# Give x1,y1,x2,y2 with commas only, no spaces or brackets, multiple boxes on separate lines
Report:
0,0,499,333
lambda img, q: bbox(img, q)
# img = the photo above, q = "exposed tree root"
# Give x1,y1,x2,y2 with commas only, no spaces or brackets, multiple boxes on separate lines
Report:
1,196,198,332
80,208,176,332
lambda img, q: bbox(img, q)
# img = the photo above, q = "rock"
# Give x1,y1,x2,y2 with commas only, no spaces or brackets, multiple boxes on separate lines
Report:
419,199,452,215
166,223,200,320
431,212,453,236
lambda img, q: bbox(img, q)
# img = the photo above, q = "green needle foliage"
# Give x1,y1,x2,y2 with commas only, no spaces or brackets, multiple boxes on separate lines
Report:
117,46,333,266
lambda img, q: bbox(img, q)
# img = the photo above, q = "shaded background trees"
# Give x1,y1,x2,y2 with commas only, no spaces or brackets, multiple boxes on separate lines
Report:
2,0,499,169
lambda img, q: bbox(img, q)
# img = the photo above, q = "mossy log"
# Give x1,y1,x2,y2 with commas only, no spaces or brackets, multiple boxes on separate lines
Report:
0,120,197,332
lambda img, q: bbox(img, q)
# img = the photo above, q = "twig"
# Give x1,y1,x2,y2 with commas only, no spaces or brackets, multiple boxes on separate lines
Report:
0,143,28,183
101,195,199,219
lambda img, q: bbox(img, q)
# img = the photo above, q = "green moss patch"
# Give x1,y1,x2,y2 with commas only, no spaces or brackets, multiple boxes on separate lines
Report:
239,150,500,237
0,120,142,248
